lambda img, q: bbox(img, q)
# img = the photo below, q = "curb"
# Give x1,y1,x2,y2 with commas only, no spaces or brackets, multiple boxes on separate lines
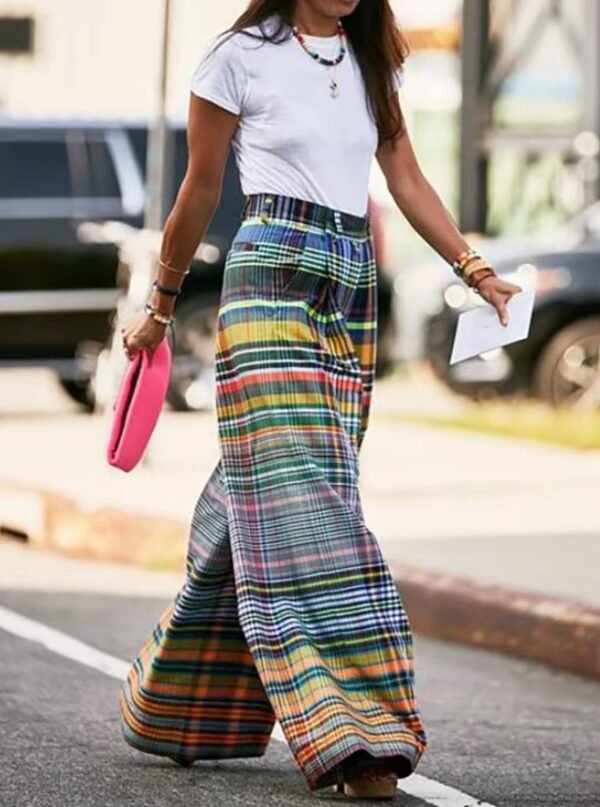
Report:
2,480,598,679
391,562,600,681
0,480,187,571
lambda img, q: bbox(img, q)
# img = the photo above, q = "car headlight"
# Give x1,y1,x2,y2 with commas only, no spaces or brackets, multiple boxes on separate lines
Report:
443,282,487,309
443,283,470,309
443,261,571,312
501,262,571,294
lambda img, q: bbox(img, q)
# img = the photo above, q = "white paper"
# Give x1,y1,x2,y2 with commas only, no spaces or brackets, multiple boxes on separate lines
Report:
449,289,535,365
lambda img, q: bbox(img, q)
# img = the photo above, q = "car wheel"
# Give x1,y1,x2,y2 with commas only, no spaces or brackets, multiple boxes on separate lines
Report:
58,378,95,412
167,296,219,413
532,316,600,409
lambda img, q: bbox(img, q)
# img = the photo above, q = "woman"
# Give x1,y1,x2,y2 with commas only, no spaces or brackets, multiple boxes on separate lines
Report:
119,0,521,800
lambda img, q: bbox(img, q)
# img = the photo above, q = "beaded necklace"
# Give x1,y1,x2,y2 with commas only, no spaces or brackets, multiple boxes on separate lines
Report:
291,20,347,98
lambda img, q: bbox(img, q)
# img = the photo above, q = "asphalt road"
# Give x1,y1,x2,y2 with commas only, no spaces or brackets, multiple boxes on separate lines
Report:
1,585,599,807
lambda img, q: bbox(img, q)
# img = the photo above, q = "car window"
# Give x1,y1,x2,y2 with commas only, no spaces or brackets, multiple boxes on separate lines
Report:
126,127,147,179
0,140,72,198
85,138,120,197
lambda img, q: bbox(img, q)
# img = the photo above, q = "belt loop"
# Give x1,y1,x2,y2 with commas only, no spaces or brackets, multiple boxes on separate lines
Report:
333,209,343,233
260,194,274,224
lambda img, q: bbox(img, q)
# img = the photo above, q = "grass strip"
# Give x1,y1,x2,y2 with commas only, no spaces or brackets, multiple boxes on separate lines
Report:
378,400,600,451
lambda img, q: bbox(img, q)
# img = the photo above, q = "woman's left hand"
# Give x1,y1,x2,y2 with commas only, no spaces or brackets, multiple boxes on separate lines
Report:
475,275,523,326
121,311,167,360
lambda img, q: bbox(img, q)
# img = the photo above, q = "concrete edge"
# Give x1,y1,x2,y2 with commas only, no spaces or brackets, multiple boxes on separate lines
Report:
0,479,187,571
2,479,598,679
390,561,600,681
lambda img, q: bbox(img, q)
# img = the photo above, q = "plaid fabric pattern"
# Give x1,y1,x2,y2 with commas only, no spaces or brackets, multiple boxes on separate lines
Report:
119,193,427,792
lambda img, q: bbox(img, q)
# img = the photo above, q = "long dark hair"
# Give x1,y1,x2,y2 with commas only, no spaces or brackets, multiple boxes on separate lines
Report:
219,1,409,145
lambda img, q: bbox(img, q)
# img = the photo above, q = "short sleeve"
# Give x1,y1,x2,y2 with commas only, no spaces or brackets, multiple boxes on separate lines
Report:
190,33,247,115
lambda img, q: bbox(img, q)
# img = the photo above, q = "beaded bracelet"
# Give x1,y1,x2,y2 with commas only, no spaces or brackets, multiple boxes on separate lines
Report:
452,249,491,278
152,280,180,298
143,302,174,327
452,248,479,278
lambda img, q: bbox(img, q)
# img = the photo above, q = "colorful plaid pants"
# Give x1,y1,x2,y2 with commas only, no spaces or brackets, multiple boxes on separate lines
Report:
119,193,427,792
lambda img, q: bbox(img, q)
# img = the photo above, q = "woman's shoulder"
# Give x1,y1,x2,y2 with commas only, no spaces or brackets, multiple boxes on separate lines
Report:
204,29,244,57
240,13,286,38
219,14,289,52
197,14,288,72
197,29,251,75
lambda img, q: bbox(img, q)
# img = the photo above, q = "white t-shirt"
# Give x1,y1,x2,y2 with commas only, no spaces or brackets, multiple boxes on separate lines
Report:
190,15,404,218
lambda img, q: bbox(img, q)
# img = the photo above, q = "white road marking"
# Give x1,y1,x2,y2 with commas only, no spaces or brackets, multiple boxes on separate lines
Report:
397,773,498,806
0,604,498,807
0,604,130,680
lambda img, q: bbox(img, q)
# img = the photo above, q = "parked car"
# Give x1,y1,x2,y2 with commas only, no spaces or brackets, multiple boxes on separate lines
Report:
0,118,397,412
423,202,600,408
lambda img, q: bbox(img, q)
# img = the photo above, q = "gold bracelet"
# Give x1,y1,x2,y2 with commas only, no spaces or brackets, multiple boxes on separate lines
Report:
159,258,191,277
462,257,494,280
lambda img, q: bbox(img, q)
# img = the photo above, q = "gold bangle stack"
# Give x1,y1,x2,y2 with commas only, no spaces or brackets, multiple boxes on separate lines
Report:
462,257,494,281
451,248,495,285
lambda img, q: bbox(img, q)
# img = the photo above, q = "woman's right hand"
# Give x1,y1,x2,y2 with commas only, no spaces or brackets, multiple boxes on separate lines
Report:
121,311,167,361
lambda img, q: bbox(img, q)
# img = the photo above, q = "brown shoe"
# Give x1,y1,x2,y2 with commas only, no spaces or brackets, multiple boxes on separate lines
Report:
335,755,398,800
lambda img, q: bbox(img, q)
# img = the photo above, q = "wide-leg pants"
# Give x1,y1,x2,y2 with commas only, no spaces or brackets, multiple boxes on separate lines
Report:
119,193,427,792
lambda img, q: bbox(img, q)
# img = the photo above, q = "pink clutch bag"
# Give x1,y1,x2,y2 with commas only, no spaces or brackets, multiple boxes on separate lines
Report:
107,339,172,472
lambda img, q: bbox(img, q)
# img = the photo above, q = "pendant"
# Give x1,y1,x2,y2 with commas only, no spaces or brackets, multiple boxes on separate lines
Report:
329,79,339,98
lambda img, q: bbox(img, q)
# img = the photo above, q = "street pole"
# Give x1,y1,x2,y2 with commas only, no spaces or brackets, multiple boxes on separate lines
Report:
96,1,174,418
459,0,491,234
144,0,174,231
583,0,600,205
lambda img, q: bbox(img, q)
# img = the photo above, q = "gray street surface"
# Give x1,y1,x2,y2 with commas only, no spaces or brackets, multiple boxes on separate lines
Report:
1,544,599,807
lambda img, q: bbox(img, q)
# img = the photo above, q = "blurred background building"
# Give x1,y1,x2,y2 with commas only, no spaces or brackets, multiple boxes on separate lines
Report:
2,0,597,232
1,0,599,402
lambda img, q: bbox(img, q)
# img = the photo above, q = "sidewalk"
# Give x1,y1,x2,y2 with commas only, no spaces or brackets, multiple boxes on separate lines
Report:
1,367,599,677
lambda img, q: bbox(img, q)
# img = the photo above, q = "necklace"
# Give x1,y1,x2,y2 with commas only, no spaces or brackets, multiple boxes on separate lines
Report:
292,20,347,98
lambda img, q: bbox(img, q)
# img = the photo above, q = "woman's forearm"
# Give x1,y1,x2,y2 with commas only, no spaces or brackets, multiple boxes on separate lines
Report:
389,171,471,267
149,178,221,314
160,179,220,273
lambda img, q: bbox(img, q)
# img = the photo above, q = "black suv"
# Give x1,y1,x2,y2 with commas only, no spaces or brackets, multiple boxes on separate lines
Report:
0,118,397,411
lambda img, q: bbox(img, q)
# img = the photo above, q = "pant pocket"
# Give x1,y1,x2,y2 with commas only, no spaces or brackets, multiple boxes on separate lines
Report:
325,281,363,375
265,229,310,308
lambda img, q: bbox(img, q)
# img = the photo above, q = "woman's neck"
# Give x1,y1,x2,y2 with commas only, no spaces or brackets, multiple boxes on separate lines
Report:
292,5,338,36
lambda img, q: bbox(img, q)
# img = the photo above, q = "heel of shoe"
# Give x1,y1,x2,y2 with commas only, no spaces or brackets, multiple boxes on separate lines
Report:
339,754,398,800
343,777,397,800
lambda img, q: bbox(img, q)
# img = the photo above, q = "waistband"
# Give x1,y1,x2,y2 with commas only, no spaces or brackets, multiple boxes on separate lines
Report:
241,193,371,237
